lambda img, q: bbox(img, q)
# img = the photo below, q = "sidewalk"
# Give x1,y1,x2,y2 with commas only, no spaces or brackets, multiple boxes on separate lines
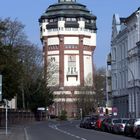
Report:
0,125,26,140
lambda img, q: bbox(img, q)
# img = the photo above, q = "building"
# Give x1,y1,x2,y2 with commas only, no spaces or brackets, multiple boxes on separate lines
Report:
39,0,97,117
107,8,140,118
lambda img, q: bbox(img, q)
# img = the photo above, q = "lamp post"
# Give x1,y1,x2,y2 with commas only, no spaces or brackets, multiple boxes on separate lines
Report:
59,87,64,114
3,99,8,135
0,75,9,135
0,75,2,102
80,108,82,120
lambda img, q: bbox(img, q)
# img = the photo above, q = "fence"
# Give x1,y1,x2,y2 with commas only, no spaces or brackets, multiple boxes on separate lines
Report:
0,109,47,127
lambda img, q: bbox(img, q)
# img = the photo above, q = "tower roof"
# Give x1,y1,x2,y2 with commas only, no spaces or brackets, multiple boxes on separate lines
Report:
39,1,96,20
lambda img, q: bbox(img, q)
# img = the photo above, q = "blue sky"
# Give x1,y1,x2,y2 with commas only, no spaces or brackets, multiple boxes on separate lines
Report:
0,0,140,68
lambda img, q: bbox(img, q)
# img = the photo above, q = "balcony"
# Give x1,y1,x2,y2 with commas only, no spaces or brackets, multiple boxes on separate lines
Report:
46,22,58,29
107,53,111,65
107,85,112,93
128,45,140,58
106,70,111,78
66,71,78,81
65,21,79,28
85,23,97,30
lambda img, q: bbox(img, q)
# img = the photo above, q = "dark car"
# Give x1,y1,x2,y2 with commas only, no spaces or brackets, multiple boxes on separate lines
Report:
124,118,140,136
79,116,90,128
135,125,140,139
80,115,98,129
85,116,98,129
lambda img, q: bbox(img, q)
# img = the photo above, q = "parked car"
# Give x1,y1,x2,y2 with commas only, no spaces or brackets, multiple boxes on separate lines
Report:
79,116,90,128
124,118,140,136
80,115,98,129
95,116,106,130
112,118,129,134
101,117,120,133
135,125,140,139
100,117,109,132
85,116,98,129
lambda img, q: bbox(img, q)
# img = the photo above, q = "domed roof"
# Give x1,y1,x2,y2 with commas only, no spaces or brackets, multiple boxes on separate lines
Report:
39,1,96,20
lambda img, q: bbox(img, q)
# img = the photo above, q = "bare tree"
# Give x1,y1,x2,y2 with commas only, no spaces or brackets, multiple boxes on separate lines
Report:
46,60,59,87
76,86,96,117
94,67,106,107
0,18,54,110
75,67,106,117
0,18,28,46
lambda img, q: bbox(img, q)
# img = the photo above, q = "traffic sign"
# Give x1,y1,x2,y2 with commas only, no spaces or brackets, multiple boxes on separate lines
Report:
112,107,118,116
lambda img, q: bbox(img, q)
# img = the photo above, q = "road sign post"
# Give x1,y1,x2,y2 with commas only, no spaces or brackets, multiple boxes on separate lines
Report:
0,75,2,101
3,99,8,135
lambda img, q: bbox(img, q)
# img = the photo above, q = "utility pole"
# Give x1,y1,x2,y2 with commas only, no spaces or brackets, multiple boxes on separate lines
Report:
21,80,25,109
80,108,82,120
0,75,2,101
3,99,8,135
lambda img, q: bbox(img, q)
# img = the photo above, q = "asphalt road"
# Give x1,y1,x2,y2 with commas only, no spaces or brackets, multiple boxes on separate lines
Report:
25,120,135,140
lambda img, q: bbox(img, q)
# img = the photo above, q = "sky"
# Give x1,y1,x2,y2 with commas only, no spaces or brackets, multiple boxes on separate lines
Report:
0,0,140,68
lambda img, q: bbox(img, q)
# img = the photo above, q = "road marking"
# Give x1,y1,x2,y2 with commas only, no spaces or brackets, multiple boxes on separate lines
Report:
81,138,87,140
49,124,87,140
24,127,29,140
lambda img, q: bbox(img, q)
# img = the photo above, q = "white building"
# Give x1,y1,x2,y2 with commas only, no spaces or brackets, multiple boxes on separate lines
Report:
39,0,97,117
107,8,140,118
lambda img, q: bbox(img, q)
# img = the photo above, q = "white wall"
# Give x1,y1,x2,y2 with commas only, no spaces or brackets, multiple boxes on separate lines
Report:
64,54,80,86
64,37,79,44
64,50,79,54
84,54,93,86
48,37,59,45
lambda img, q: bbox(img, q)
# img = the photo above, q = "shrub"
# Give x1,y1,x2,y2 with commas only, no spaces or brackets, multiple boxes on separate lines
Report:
59,110,67,120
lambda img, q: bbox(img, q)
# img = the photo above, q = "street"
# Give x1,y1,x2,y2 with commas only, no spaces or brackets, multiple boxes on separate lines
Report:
25,120,135,140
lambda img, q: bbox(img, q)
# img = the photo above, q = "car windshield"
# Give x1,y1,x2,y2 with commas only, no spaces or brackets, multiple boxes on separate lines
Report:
122,119,128,123
113,119,121,123
81,116,90,122
136,119,140,121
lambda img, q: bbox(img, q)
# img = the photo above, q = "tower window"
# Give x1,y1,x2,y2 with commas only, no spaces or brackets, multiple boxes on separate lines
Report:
51,57,55,62
71,67,73,74
66,18,77,21
49,19,53,23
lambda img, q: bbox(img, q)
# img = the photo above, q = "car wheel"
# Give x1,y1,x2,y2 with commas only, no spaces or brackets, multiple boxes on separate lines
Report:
135,130,140,139
124,129,128,136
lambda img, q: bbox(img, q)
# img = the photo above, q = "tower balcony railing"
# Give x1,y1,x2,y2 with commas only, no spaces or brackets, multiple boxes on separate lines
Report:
66,71,78,81
67,71,78,76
